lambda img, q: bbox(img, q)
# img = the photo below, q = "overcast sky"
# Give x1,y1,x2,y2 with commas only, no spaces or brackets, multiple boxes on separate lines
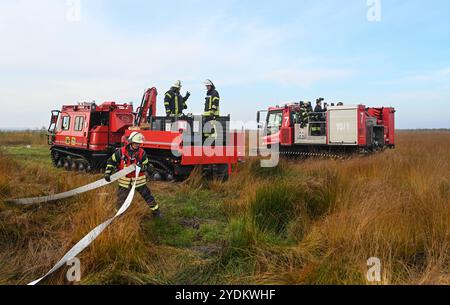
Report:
0,0,449,129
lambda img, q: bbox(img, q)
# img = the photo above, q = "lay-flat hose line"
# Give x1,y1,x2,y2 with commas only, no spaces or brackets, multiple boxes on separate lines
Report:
27,166,141,285
8,166,136,205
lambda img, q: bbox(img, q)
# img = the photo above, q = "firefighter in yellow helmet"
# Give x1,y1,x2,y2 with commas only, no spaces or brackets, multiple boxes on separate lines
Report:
164,80,190,117
104,132,161,218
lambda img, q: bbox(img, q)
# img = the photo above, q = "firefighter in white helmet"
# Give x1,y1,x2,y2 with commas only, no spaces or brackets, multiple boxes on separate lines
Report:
164,80,190,117
203,79,220,117
104,132,161,218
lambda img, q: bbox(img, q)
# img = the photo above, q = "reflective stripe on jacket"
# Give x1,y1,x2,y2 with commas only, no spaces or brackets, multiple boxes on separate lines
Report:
165,88,188,116
105,145,149,188
204,88,220,116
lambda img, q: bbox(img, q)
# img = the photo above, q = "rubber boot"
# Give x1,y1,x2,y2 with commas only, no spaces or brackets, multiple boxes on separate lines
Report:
152,209,162,219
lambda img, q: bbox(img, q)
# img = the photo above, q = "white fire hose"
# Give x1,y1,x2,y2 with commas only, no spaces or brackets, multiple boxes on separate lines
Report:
9,166,137,205
8,165,141,285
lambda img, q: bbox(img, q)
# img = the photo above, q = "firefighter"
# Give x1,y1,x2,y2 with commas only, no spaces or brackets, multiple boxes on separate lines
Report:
203,79,220,117
104,132,161,218
306,101,313,113
164,80,190,117
299,101,309,128
314,98,324,113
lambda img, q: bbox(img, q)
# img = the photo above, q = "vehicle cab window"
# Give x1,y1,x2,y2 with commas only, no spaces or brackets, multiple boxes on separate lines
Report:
266,111,283,135
74,116,84,131
61,116,70,131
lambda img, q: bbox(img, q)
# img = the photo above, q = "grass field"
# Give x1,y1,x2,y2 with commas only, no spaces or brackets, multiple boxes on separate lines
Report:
0,130,449,285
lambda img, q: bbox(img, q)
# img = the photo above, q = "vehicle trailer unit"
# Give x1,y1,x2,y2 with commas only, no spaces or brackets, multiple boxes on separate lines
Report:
126,115,243,180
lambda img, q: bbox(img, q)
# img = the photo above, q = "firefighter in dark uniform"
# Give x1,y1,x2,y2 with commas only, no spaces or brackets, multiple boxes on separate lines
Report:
306,101,313,113
164,80,190,117
314,98,325,113
104,132,161,217
203,79,220,139
203,79,220,117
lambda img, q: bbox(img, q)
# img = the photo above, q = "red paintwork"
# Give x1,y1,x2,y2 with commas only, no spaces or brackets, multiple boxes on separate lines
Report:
263,103,396,149
280,107,293,146
124,129,244,169
53,102,134,151
357,105,367,146
136,88,157,126
263,105,296,146
51,86,242,175
367,107,396,147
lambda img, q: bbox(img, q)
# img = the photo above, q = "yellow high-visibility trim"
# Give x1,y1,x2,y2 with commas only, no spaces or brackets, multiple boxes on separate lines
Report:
119,176,147,188
165,93,172,98
175,95,179,114
150,204,159,211
112,154,117,162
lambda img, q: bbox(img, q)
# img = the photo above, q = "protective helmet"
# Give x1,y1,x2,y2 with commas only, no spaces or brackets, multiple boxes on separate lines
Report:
173,80,182,89
128,131,145,144
204,79,214,87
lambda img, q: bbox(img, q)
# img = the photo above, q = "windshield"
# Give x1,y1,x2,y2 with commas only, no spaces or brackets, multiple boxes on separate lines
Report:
266,111,283,135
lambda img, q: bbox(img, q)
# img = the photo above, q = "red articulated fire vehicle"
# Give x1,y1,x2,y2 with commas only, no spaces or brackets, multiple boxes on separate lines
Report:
257,102,395,156
47,88,243,180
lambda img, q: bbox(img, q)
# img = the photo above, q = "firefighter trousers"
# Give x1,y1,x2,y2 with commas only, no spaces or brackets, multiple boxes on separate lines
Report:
117,185,159,212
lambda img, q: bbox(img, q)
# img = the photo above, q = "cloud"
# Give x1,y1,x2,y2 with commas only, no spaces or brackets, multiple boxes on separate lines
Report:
400,68,450,83
381,86,450,129
0,0,362,128
380,67,450,85
262,67,356,88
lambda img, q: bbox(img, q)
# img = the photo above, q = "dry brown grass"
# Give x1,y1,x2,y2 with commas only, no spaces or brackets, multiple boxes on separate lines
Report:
220,131,450,284
0,131,449,285
0,131,47,147
0,147,176,284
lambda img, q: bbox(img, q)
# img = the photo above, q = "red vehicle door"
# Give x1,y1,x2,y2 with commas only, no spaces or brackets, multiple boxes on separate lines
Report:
73,114,88,148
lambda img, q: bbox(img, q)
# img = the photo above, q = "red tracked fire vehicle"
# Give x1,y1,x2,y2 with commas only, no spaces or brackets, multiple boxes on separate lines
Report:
257,102,395,156
48,88,243,180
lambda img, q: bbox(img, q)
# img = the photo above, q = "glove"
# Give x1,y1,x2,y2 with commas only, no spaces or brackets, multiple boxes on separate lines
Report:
104,173,111,182
185,91,191,99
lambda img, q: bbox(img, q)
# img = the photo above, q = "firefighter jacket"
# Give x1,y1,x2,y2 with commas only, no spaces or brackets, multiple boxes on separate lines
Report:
164,87,189,117
314,105,324,113
204,88,220,117
300,107,309,128
105,145,150,188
